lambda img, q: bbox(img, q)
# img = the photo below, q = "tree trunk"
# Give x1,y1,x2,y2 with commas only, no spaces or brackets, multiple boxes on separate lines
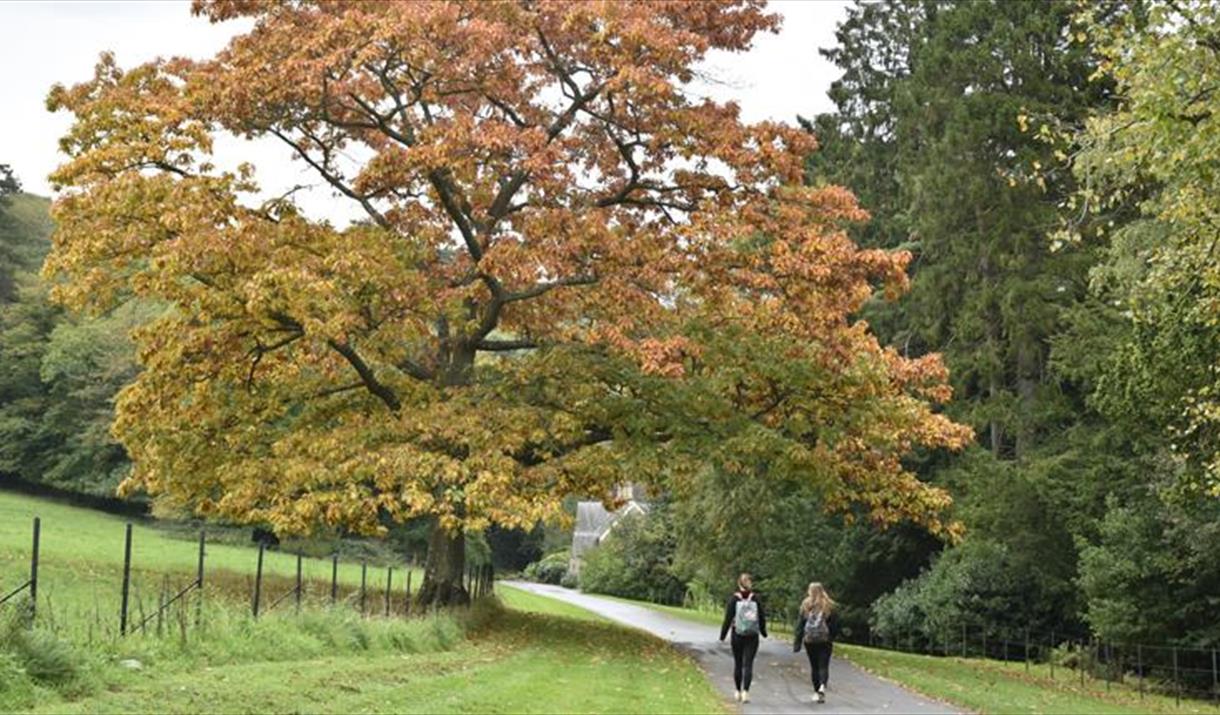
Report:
416,520,469,607
1014,337,1039,459
416,344,476,608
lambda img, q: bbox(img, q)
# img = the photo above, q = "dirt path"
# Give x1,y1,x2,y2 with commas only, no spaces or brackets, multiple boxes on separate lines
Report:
504,582,962,715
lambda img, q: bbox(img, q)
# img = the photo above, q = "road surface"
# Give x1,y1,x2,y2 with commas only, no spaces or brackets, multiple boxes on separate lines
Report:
505,581,961,715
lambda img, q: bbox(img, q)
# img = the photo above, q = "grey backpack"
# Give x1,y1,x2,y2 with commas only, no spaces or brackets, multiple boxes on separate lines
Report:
734,594,760,635
803,609,830,645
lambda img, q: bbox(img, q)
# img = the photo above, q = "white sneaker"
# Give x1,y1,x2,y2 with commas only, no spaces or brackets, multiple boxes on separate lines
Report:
734,690,742,702
742,691,751,703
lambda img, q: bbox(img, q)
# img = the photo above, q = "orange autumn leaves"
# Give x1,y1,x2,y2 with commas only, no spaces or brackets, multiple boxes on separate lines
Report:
45,0,971,538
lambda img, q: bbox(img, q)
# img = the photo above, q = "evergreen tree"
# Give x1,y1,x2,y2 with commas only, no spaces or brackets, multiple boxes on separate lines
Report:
811,0,1127,634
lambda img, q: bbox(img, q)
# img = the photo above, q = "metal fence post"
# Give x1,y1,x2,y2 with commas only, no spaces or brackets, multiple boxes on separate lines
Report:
157,575,168,637
28,517,40,625
195,529,205,627
360,562,367,616
384,566,392,617
962,623,967,657
1025,629,1030,673
1050,629,1056,679
295,553,303,614
1080,641,1086,688
1173,646,1180,707
120,523,133,636
1211,648,1217,706
331,555,338,606
1137,644,1143,700
253,542,264,618
405,569,412,616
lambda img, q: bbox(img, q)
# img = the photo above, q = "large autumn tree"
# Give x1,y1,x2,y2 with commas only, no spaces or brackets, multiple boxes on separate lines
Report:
46,0,969,604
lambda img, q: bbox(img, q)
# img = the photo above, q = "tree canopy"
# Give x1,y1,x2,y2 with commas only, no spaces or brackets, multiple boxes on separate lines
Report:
45,0,969,603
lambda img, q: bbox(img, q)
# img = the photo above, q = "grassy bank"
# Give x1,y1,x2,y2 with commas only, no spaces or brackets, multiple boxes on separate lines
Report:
841,644,1219,715
0,490,420,641
576,588,1220,715
2,492,723,714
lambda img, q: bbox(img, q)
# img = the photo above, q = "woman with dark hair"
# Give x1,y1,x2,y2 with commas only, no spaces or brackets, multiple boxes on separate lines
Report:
718,572,767,703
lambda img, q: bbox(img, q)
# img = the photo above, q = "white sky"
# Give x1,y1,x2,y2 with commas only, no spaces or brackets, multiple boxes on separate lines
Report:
0,0,850,224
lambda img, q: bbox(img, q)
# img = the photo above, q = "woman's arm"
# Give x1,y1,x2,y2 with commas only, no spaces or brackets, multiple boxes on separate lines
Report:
793,613,805,652
719,595,735,641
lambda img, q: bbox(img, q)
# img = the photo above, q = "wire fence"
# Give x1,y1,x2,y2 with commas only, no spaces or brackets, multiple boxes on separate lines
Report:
847,620,1220,708
1,516,495,639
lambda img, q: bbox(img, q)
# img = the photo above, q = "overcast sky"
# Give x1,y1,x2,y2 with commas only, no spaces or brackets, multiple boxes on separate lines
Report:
0,0,850,223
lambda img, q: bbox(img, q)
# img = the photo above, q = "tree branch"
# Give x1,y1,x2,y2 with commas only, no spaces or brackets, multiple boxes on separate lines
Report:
475,338,539,352
326,339,402,412
268,127,394,232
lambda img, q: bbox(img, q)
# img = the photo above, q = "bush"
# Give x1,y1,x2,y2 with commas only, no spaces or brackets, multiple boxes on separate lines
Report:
1078,496,1220,645
579,507,685,605
871,539,1068,644
523,550,569,585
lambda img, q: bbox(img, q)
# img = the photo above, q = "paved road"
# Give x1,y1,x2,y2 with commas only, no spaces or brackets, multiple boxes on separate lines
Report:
505,581,961,715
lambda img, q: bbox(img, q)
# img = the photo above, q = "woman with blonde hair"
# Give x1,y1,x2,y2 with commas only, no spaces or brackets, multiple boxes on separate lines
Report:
793,581,839,704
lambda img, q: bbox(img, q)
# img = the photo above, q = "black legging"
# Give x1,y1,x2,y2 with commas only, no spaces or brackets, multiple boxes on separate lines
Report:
806,642,833,689
731,632,760,691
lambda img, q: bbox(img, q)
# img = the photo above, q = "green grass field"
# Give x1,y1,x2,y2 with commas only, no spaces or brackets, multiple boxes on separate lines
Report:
1,491,723,714
0,490,419,636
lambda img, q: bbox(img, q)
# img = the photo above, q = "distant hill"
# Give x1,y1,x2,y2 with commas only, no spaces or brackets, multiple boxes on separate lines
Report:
0,192,52,301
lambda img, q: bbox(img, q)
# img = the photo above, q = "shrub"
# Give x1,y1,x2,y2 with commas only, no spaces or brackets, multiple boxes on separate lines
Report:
871,539,1068,644
579,508,684,605
523,550,569,585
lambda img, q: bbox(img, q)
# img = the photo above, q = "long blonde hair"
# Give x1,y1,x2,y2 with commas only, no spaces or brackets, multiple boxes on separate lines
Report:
800,582,835,616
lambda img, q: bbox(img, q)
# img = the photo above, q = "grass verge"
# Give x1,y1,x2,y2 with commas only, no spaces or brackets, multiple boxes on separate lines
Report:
840,644,1220,715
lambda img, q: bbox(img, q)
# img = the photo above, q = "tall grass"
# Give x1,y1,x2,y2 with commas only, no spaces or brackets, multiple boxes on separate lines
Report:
0,595,493,713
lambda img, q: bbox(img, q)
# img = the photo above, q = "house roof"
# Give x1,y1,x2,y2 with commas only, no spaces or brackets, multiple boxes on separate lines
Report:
570,499,650,559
